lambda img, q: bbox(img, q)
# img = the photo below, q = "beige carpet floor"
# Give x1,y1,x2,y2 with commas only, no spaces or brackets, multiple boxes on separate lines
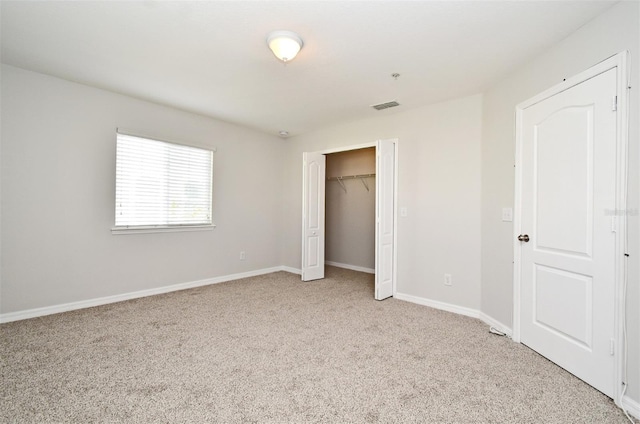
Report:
0,266,634,423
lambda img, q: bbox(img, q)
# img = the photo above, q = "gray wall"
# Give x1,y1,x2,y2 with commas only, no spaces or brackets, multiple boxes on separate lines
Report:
480,1,639,402
1,65,286,313
325,148,376,270
1,0,637,407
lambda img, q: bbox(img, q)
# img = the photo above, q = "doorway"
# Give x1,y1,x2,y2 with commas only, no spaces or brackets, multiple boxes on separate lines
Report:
301,139,398,300
325,147,376,274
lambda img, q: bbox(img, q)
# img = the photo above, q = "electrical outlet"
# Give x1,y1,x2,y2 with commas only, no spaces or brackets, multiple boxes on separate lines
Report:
240,251,246,261
444,274,452,286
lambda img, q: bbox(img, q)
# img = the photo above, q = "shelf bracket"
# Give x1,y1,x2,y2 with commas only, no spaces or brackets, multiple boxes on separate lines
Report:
360,177,370,192
337,177,347,193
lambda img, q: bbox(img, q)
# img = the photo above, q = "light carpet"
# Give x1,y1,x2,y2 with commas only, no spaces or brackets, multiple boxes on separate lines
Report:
0,266,633,423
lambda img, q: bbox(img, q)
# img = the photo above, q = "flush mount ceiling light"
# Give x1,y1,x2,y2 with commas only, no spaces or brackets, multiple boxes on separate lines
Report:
267,30,303,62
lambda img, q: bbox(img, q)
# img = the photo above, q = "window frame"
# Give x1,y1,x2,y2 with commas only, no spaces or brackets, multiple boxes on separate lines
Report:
111,130,216,235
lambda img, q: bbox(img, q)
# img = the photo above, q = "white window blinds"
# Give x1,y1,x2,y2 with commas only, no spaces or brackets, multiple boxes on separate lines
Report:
115,133,213,228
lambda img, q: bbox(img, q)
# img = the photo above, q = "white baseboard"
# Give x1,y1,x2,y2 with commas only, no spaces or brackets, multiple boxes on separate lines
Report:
478,312,513,337
394,292,514,338
280,266,302,275
325,261,375,274
622,394,640,420
0,265,509,346
0,266,295,324
394,292,480,319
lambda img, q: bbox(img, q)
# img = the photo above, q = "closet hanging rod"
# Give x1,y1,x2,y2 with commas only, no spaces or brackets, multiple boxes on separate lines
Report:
326,173,375,181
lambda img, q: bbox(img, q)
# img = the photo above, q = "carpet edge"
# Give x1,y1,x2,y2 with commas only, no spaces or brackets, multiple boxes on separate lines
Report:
394,291,513,337
325,261,375,274
0,266,297,323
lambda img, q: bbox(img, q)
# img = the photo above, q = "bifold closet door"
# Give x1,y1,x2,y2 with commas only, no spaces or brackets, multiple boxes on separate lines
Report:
301,152,326,281
375,139,395,300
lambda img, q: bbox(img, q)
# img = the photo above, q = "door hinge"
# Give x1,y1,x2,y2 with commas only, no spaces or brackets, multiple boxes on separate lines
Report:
610,339,615,355
611,216,617,233
612,95,618,111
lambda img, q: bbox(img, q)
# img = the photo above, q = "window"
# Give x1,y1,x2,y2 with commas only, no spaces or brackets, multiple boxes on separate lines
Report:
113,132,214,233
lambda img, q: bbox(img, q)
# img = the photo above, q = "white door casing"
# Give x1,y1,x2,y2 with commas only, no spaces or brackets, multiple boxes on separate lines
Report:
514,52,629,403
301,140,398,299
375,139,396,300
301,152,326,281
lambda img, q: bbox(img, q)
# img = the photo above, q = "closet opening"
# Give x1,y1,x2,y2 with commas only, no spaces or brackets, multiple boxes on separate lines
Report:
325,147,376,274
302,139,397,300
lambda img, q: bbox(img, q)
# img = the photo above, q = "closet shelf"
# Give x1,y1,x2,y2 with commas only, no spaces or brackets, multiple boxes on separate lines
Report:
327,173,375,193
326,173,375,181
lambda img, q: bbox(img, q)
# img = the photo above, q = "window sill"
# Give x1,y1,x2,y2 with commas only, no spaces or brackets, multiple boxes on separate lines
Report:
111,224,216,235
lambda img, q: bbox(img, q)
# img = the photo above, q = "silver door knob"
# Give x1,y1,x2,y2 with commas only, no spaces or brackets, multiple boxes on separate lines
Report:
518,234,530,242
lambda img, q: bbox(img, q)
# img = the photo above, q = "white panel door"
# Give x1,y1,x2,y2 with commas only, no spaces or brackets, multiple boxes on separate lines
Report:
375,139,395,300
519,69,617,397
302,152,326,281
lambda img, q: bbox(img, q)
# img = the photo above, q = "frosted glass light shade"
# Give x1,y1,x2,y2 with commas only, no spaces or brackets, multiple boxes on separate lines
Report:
267,31,303,62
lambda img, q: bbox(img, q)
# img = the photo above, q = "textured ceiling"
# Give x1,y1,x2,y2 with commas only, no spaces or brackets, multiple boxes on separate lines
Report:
1,1,616,137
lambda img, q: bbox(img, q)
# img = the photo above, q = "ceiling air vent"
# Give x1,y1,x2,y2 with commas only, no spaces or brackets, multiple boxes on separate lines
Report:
371,101,400,111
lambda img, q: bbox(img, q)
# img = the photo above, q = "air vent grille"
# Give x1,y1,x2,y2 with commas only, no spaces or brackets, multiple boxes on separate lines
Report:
371,101,400,111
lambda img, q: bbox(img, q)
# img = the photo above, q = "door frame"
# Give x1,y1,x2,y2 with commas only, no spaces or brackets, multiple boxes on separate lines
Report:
301,140,399,297
512,51,629,405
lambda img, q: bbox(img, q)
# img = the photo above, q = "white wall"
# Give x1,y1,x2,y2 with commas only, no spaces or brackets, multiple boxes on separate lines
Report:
0,65,286,314
480,1,639,403
325,148,376,270
282,94,483,310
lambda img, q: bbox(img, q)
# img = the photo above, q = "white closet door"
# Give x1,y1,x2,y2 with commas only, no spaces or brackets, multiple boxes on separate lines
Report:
375,139,395,300
302,152,326,281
